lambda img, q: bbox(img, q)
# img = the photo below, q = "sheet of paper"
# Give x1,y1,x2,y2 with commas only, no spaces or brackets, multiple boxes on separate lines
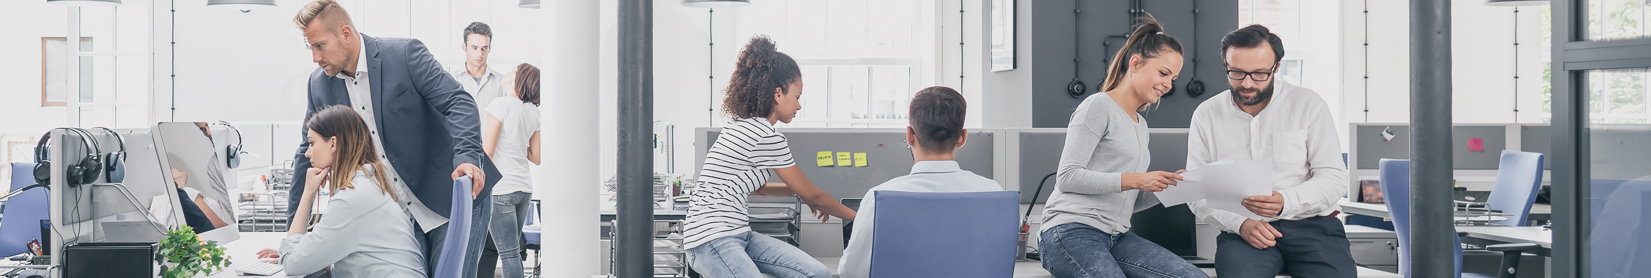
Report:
1201,157,1276,220
836,152,853,166
816,151,835,167
853,153,868,167
1154,170,1204,206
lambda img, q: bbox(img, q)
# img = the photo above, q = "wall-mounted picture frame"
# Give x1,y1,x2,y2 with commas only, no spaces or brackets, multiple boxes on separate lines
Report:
989,0,1016,72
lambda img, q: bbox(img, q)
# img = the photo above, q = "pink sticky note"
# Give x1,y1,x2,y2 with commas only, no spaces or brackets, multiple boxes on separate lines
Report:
1468,138,1484,152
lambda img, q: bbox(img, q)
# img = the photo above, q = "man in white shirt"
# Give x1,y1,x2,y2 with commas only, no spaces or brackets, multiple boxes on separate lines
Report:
1186,25,1355,277
451,22,504,118
838,86,1004,278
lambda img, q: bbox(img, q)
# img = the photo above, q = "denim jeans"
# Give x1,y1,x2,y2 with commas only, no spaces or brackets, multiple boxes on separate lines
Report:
686,231,831,278
414,192,493,278
1039,223,1209,278
1213,217,1356,278
485,192,532,278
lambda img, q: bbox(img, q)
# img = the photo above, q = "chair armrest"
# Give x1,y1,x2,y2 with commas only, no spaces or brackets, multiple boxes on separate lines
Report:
1485,243,1540,252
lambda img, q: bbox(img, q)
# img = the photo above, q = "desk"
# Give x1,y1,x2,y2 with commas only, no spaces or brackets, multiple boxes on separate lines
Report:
207,232,295,278
596,209,687,222
1455,226,1552,257
1338,199,1552,222
803,256,1401,278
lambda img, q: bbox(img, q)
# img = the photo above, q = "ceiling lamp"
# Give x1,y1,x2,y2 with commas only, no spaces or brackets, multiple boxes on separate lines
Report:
207,0,276,10
1484,0,1549,6
47,0,121,6
681,0,750,8
519,0,539,9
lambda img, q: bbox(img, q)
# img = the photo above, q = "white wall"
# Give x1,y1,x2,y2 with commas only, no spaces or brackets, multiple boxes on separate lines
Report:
1339,0,1550,136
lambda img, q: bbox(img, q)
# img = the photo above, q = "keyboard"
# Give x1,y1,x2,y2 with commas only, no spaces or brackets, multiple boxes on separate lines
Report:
236,261,284,276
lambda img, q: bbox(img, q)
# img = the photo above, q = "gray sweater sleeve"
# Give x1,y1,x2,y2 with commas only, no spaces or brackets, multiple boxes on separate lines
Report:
1054,99,1124,195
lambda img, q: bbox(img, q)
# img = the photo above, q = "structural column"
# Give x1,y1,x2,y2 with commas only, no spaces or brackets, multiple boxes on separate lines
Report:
1409,0,1454,277
617,0,655,277
541,0,601,276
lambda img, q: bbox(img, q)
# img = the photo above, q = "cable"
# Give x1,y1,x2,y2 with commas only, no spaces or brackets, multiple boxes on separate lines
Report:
1513,7,1521,121
1023,173,1057,224
1362,0,1369,122
1183,0,1206,98
1067,0,1087,98
708,8,715,125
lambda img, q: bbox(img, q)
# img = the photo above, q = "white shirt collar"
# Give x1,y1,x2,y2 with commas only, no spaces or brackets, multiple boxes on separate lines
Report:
335,33,369,82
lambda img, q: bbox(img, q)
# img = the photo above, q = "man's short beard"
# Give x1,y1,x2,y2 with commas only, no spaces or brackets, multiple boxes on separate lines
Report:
1233,82,1275,106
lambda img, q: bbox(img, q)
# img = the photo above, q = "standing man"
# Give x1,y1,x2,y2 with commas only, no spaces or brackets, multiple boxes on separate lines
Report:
1185,24,1355,277
453,21,508,278
289,1,500,278
452,22,505,121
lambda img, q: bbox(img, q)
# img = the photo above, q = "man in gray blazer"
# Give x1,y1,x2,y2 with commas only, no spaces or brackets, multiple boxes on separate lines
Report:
288,1,500,277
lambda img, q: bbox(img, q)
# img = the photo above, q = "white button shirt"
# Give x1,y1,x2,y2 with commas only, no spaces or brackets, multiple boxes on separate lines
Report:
837,160,1005,278
450,66,504,125
1184,81,1348,234
336,34,449,233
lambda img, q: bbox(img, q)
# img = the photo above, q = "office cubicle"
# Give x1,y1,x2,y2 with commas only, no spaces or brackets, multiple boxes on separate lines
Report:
1347,123,1554,202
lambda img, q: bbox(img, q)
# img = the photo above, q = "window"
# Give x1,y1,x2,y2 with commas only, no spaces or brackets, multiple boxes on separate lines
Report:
1584,0,1651,41
736,0,934,128
42,37,94,107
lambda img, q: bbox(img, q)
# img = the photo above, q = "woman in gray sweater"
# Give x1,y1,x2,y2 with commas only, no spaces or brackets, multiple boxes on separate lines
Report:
1038,17,1207,278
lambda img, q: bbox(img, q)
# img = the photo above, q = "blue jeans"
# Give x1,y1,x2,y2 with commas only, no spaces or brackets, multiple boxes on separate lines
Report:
487,192,532,278
414,192,493,278
1039,223,1208,278
686,231,831,278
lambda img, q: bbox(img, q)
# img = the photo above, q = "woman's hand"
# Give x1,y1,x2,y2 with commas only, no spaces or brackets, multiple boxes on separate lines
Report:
256,248,280,259
171,169,189,189
1122,171,1183,192
304,167,328,195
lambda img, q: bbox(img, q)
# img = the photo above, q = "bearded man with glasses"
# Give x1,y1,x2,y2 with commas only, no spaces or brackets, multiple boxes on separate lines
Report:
1184,24,1357,278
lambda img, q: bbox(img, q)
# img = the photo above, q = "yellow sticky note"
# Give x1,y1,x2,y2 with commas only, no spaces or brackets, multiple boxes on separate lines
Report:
816,151,835,167
854,153,868,167
836,152,853,166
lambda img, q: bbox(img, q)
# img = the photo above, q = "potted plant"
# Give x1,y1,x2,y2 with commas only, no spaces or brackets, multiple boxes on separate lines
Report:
154,225,231,278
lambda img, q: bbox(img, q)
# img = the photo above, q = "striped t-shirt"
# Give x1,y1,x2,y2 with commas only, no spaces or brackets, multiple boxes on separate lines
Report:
684,117,796,249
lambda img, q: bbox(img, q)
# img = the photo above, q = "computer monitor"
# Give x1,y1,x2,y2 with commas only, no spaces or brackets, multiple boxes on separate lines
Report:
152,122,241,244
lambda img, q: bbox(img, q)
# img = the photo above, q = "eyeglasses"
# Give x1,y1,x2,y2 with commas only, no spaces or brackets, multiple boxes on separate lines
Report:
1225,64,1279,82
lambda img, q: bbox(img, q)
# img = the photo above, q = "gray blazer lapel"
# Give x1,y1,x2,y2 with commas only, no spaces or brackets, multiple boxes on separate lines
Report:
364,34,387,130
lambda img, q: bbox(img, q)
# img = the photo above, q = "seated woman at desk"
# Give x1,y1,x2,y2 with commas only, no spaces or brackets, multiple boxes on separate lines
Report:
1037,18,1206,278
256,105,425,277
683,35,858,278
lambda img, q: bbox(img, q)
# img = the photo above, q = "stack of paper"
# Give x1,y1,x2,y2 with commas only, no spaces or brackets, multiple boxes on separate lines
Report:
1154,157,1276,220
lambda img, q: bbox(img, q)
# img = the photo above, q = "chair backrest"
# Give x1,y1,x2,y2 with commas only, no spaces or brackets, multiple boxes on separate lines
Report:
1487,150,1546,226
10,163,37,191
1586,180,1651,278
434,177,473,278
1379,159,1463,278
524,201,538,226
869,191,1018,278
0,163,48,257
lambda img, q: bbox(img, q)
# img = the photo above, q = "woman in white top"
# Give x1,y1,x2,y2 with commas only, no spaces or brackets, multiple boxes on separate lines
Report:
481,63,542,278
683,36,857,278
256,105,425,278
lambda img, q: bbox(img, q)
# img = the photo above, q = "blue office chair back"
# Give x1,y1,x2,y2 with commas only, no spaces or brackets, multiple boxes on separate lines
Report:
434,176,474,278
1,163,49,257
1487,150,1545,226
1379,159,1464,278
1587,179,1651,278
523,202,541,245
869,191,1018,278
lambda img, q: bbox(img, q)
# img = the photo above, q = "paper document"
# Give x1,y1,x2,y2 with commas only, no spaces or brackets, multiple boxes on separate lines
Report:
1153,157,1276,220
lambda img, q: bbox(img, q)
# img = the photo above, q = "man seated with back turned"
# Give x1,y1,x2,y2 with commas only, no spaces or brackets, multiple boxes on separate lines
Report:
837,86,1005,278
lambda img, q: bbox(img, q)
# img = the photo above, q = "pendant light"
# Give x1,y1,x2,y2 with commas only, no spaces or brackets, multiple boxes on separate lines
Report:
519,0,539,9
47,0,121,6
681,0,749,8
207,0,276,11
1484,0,1548,6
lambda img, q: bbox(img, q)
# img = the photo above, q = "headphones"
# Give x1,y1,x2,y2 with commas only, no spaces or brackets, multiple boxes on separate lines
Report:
220,121,244,169
94,127,127,183
33,128,106,188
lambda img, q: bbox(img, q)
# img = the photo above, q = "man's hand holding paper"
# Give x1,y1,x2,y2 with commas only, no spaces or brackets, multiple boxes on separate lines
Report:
1154,157,1276,220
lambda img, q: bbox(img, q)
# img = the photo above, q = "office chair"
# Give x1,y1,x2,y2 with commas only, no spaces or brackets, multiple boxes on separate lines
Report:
434,176,475,278
1,163,50,257
1380,159,1536,278
523,200,541,278
1482,150,1545,226
1586,179,1651,278
868,191,1018,278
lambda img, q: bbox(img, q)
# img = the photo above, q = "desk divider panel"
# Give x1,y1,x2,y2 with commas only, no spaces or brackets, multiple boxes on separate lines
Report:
695,128,995,203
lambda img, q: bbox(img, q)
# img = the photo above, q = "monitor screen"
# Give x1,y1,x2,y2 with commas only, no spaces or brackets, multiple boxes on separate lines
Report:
153,122,239,242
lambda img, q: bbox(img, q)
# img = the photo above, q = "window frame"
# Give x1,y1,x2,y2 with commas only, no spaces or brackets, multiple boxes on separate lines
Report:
40,37,94,107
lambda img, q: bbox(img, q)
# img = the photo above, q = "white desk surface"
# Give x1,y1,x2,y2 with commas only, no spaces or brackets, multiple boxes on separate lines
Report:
805,256,1399,278
1455,226,1553,248
206,232,294,278
1338,199,1551,219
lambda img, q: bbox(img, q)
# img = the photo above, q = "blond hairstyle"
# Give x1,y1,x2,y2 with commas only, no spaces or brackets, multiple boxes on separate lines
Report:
294,0,354,32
